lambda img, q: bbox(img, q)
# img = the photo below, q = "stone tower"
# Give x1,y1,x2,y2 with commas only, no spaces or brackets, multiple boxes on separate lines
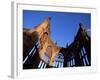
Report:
23,17,60,67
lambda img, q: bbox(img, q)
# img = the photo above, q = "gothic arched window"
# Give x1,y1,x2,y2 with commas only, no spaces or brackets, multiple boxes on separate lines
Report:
38,53,50,69
53,53,64,68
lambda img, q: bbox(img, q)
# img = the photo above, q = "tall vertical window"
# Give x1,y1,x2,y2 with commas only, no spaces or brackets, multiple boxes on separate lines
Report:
80,47,89,66
67,54,75,67
53,53,64,68
38,53,50,69
23,41,39,65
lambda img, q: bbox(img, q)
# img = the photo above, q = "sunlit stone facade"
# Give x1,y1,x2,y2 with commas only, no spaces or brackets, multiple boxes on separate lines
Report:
23,17,91,69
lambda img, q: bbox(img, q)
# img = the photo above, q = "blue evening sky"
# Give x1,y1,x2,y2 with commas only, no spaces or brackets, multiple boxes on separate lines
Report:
23,10,91,48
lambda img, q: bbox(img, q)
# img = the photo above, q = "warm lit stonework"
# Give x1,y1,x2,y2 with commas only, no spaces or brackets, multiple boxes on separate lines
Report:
23,17,91,69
